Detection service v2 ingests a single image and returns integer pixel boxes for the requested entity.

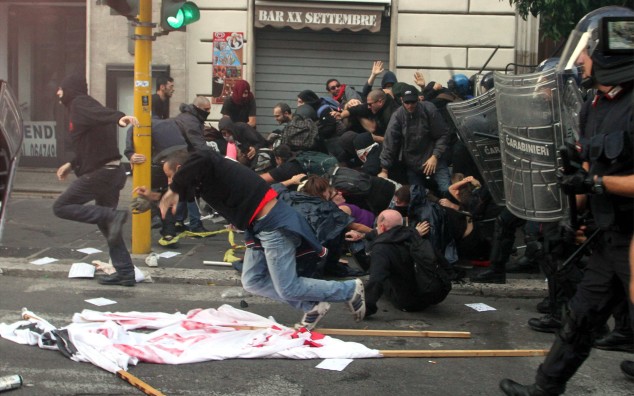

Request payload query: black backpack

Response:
[328,166,372,196]
[405,235,452,306]
[328,167,395,214]
[280,116,319,152]
[295,151,338,176]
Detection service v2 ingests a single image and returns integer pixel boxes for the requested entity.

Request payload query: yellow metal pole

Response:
[131,0,152,254]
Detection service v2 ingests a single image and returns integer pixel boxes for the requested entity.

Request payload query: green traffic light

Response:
[166,1,200,29]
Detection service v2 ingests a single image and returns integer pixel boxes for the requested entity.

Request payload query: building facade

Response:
[0,0,539,168]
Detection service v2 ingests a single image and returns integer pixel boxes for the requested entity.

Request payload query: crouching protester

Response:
[159,149,366,330]
[345,209,452,316]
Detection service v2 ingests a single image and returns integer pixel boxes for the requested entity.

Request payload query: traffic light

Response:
[160,1,200,32]
[105,0,139,20]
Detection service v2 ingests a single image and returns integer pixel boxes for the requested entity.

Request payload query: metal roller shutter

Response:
[254,24,390,134]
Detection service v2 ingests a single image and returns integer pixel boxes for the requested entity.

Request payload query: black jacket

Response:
[380,102,450,173]
[580,83,633,232]
[365,226,430,314]
[169,150,271,230]
[273,184,353,244]
[174,103,210,152]
[66,95,124,176]
[124,118,188,163]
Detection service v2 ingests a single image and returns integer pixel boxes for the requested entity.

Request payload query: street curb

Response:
[0,258,547,298]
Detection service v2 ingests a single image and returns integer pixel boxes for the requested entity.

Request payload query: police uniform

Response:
[500,6,634,395]
[533,82,634,395]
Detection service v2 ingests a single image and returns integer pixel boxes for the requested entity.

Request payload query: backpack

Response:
[296,151,338,176]
[328,166,373,196]
[405,235,452,306]
[280,116,319,152]
[316,97,341,118]
[328,167,395,214]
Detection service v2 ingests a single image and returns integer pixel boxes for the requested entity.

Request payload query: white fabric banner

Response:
[1,305,380,373]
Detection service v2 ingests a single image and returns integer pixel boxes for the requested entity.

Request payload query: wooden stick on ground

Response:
[315,328,471,338]
[380,349,549,358]
[116,371,165,396]
[229,325,471,338]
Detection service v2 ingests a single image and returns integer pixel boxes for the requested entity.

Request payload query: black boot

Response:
[528,314,562,333]
[98,273,135,287]
[536,297,551,314]
[499,379,557,395]
[594,329,634,352]
[471,269,506,284]
[506,255,541,273]
[621,360,634,381]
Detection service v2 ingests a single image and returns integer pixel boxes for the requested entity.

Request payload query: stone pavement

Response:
[0,166,548,298]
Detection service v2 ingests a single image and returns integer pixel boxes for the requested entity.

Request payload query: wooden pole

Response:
[379,349,549,358]
[116,370,165,396]
[229,325,471,338]
[316,328,471,339]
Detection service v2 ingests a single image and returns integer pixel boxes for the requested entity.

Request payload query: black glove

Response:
[557,168,593,195]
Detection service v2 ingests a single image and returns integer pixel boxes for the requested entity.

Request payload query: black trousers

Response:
[52,165,134,277]
[536,230,633,394]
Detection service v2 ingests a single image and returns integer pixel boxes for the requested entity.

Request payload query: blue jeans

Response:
[407,158,450,196]
[175,185,202,230]
[52,165,134,278]
[241,205,356,312]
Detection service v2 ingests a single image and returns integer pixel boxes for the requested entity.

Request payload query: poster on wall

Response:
[211,32,244,105]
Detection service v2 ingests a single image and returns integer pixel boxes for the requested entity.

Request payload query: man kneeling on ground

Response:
[345,209,451,316]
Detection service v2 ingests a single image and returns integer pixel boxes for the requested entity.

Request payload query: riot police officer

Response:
[501,6,634,395]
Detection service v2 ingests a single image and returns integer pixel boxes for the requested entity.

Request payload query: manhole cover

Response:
[38,247,89,260]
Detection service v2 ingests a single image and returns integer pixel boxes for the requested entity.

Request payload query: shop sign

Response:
[23,121,56,157]
[255,5,382,32]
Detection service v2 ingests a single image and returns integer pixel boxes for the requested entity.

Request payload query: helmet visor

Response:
[557,30,599,72]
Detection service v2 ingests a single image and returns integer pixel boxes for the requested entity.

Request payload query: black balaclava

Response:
[59,74,88,106]
[195,106,210,122]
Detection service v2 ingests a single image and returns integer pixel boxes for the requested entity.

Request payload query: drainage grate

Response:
[37,247,90,260]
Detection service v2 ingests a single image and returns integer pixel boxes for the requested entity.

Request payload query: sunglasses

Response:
[328,84,341,91]
[403,100,418,104]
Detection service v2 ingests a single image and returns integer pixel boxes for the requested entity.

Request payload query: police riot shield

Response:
[447,89,505,206]
[494,69,566,222]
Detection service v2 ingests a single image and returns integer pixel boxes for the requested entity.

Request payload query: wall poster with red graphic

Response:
[211,32,244,105]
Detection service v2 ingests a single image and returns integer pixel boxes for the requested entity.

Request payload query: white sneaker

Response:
[295,302,331,330]
[346,279,366,322]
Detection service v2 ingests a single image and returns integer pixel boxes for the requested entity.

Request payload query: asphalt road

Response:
[0,275,630,396]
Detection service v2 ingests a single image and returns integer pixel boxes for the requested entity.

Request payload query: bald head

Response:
[377,209,404,234]
[368,89,386,103]
[193,96,211,110]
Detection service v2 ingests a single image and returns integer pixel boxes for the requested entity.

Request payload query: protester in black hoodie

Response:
[346,209,448,315]
[53,73,138,286]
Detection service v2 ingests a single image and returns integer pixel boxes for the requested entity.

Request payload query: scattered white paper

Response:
[85,297,117,306]
[158,251,181,259]
[465,303,496,312]
[68,263,96,278]
[30,257,58,265]
[76,247,102,255]
[134,267,145,283]
[315,359,353,371]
